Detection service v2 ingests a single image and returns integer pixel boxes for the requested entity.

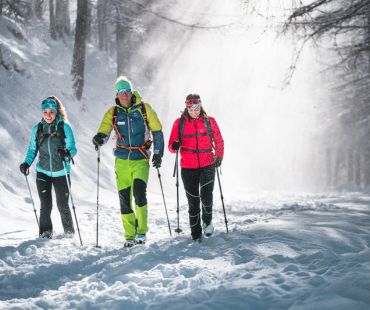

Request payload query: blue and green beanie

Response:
[41,98,58,112]
[115,78,133,94]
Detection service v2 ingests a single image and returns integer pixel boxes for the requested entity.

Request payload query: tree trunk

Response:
[65,0,71,35]
[33,0,44,20]
[365,2,370,189]
[55,0,70,37]
[0,0,4,15]
[97,0,109,51]
[116,4,125,76]
[115,1,139,76]
[355,148,362,188]
[326,147,333,189]
[334,147,342,189]
[86,0,92,42]
[0,44,3,66]
[49,0,57,40]
[363,147,370,188]
[71,0,89,100]
[347,147,354,186]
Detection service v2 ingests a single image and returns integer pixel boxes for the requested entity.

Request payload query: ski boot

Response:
[135,234,146,245]
[203,222,214,237]
[39,231,53,239]
[124,239,135,248]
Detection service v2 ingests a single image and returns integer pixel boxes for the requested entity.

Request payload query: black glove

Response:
[58,148,70,159]
[152,154,162,168]
[214,157,222,168]
[19,162,30,176]
[171,141,180,151]
[92,133,107,147]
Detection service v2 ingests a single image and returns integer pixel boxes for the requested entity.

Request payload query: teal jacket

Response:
[24,115,77,177]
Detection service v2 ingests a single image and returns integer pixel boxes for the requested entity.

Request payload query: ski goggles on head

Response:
[41,98,58,112]
[116,88,132,94]
[186,99,202,109]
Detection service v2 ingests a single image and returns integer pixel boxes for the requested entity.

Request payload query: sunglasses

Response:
[187,103,202,110]
[186,99,202,109]
[117,88,132,94]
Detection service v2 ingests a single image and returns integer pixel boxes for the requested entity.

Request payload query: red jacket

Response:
[168,114,224,168]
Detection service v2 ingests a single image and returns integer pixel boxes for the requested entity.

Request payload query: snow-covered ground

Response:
[1,193,370,309]
[1,2,370,309]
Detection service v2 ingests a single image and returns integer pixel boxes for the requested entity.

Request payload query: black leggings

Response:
[181,165,215,240]
[36,172,74,236]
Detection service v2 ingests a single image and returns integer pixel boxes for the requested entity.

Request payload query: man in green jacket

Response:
[93,76,164,247]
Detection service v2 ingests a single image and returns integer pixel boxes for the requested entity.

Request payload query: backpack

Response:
[112,103,149,133]
[112,103,152,157]
[178,114,215,150]
[36,121,65,150]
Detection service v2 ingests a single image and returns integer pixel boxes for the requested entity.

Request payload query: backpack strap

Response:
[139,103,149,129]
[35,121,66,148]
[35,122,44,149]
[112,104,150,141]
[113,106,124,141]
[203,116,215,150]
[179,114,186,144]
[178,114,214,149]
[56,121,66,147]
[139,103,152,146]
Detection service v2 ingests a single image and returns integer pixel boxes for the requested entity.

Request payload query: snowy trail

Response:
[1,195,370,309]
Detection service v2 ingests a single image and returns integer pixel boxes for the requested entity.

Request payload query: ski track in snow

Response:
[1,197,370,309]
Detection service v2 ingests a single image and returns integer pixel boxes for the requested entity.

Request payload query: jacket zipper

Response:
[194,119,201,168]
[127,113,132,159]
[47,124,53,176]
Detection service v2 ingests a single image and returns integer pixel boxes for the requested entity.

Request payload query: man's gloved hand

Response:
[58,148,70,159]
[152,154,162,168]
[19,162,30,176]
[92,133,107,147]
[213,157,222,168]
[171,141,181,151]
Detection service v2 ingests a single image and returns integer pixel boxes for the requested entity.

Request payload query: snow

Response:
[1,195,370,309]
[1,1,370,309]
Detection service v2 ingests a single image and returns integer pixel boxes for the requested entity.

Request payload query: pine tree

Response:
[49,0,56,40]
[71,0,89,100]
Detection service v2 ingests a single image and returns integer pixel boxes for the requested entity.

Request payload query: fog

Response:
[127,0,325,193]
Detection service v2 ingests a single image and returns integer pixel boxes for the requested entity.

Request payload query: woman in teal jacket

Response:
[20,96,77,238]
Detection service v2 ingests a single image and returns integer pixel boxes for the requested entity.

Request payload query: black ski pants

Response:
[181,165,215,240]
[36,172,75,236]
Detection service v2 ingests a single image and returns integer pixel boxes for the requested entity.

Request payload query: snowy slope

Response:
[1,194,370,309]
[1,2,370,309]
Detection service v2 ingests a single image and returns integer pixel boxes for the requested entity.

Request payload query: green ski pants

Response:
[115,158,149,240]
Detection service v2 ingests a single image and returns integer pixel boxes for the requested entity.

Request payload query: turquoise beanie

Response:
[115,79,133,93]
[41,98,58,112]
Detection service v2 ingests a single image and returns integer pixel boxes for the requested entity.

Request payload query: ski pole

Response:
[216,167,229,233]
[156,168,172,236]
[24,174,40,230]
[95,145,101,248]
[173,150,182,233]
[62,160,83,246]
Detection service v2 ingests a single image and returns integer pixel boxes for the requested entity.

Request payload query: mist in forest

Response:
[126,0,324,193]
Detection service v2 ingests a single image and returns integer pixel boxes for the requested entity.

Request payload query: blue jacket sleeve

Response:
[24,125,38,166]
[152,130,164,157]
[64,123,77,157]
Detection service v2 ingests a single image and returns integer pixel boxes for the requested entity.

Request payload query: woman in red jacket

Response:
[168,94,224,241]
